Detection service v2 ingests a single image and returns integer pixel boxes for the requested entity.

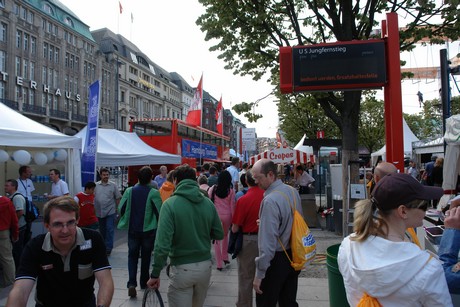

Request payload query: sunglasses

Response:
[405,201,429,211]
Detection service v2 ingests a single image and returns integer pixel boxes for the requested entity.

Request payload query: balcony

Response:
[49,109,69,120]
[22,104,46,115]
[0,99,18,110]
[72,113,87,123]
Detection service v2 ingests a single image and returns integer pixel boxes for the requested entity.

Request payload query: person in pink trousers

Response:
[208,170,236,270]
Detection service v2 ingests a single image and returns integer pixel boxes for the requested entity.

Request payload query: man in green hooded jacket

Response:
[118,166,162,298]
[147,164,224,307]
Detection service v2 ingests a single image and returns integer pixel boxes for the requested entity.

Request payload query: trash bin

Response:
[326,244,350,307]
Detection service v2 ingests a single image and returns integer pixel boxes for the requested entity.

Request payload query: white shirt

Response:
[17,178,35,202]
[51,179,69,197]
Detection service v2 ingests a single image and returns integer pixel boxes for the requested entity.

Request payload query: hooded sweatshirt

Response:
[338,235,452,307]
[150,179,224,278]
[159,181,175,202]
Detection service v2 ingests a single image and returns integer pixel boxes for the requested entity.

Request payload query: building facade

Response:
[0,0,243,145]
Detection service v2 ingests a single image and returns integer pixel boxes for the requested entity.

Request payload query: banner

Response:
[182,139,217,160]
[216,96,223,135]
[186,74,203,126]
[81,80,100,187]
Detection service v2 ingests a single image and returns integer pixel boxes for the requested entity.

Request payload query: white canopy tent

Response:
[294,134,314,155]
[0,103,82,195]
[75,127,181,167]
[371,118,419,165]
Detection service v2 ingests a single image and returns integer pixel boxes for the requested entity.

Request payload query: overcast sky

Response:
[60,0,460,139]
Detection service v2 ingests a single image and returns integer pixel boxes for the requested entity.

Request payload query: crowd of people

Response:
[1,156,459,306]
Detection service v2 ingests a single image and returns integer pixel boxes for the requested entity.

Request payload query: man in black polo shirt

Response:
[6,196,114,307]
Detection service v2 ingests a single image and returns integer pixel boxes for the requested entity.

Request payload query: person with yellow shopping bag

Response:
[338,173,452,306]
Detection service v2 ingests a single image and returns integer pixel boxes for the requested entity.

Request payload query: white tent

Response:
[371,118,419,165]
[0,103,82,195]
[75,127,181,167]
[294,134,314,155]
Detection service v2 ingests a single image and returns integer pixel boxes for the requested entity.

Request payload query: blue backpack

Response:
[13,193,39,223]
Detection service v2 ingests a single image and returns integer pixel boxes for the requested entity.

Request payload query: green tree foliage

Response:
[277,93,340,144]
[196,0,459,197]
[359,96,385,154]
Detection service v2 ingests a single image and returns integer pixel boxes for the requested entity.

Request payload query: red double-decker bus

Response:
[130,118,231,169]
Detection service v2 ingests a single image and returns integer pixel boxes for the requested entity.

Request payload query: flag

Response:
[119,1,123,14]
[216,96,223,135]
[81,81,101,187]
[131,12,134,23]
[186,74,203,126]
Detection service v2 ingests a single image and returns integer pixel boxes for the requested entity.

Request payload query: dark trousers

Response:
[127,230,155,289]
[256,250,300,307]
[12,226,26,269]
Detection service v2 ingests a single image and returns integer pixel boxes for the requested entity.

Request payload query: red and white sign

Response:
[249,147,315,165]
[317,130,324,139]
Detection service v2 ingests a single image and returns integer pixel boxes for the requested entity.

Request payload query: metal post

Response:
[440,49,450,138]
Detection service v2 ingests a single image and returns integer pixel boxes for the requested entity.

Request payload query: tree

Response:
[277,93,340,144]
[359,95,385,154]
[196,0,459,209]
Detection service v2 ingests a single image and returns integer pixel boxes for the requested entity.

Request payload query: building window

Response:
[13,3,18,15]
[43,42,48,59]
[55,48,59,64]
[0,23,7,42]
[15,56,21,76]
[30,62,34,80]
[0,83,4,99]
[23,33,29,52]
[0,0,5,8]
[31,36,36,54]
[64,17,74,27]
[43,3,53,15]
[29,89,34,105]
[21,7,27,20]
[0,50,5,72]
[23,59,28,79]
[27,11,34,24]
[16,30,22,49]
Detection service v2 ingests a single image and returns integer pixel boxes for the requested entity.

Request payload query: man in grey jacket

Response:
[252,159,303,306]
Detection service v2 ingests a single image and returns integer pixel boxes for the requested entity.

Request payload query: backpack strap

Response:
[273,189,298,266]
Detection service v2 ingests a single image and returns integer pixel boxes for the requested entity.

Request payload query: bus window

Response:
[133,121,172,136]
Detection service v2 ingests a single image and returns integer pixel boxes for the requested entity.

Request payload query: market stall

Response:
[249,147,314,165]
[75,127,181,167]
[0,102,82,198]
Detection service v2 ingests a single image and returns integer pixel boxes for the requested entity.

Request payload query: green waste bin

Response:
[326,244,350,307]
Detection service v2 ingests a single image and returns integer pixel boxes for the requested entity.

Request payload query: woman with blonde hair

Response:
[338,173,452,306]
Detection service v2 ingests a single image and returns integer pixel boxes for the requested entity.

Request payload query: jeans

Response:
[127,230,156,289]
[98,214,116,253]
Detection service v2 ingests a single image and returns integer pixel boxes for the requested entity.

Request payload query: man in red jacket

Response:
[0,195,19,287]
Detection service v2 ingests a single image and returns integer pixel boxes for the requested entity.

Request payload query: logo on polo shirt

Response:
[41,264,53,270]
[80,239,92,251]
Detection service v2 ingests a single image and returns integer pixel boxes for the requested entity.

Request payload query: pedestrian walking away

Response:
[231,169,264,307]
[94,167,122,256]
[252,159,303,307]
[118,166,163,298]
[147,164,224,307]
[208,170,236,271]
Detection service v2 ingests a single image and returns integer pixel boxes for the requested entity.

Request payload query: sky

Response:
[59,0,279,138]
[59,0,460,139]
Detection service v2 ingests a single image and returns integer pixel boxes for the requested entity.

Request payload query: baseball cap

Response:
[371,173,443,210]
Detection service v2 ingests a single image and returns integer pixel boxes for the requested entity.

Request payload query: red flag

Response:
[186,75,203,126]
[119,1,123,14]
[216,96,223,134]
